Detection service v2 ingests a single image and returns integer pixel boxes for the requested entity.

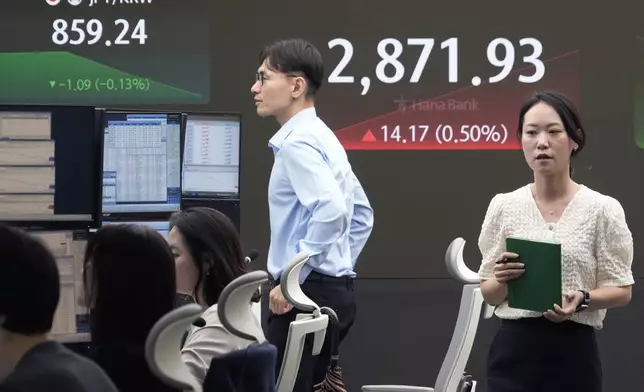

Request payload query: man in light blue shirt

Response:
[251,38,374,391]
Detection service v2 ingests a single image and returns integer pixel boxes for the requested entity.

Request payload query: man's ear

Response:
[291,76,307,99]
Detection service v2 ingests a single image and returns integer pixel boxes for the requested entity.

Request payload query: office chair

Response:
[446,238,494,320]
[203,270,277,392]
[361,238,491,392]
[245,249,264,322]
[218,270,269,343]
[145,303,205,392]
[276,252,330,392]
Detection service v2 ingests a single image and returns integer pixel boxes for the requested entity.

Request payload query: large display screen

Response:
[235,1,643,279]
[319,11,578,151]
[5,1,640,281]
[0,0,209,105]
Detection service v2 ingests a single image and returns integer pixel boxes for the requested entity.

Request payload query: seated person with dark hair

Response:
[0,225,117,392]
[83,224,179,392]
[168,207,260,383]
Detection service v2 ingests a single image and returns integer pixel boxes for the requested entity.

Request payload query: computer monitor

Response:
[101,111,185,221]
[101,220,170,240]
[182,112,240,199]
[0,106,103,227]
[28,229,92,343]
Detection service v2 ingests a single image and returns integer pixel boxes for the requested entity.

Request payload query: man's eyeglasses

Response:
[255,72,300,86]
[255,72,267,85]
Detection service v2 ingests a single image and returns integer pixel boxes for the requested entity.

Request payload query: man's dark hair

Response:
[259,38,324,95]
[169,207,248,307]
[0,225,60,334]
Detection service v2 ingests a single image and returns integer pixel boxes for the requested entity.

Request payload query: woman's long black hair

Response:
[169,207,249,306]
[83,224,176,345]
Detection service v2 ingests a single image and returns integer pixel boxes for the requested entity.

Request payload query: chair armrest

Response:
[362,385,434,392]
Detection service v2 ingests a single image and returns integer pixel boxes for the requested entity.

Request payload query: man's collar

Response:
[268,107,317,151]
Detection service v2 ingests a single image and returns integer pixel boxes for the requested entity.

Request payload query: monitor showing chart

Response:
[101,112,183,217]
[0,106,102,224]
[182,113,240,199]
[31,230,91,343]
[101,220,170,240]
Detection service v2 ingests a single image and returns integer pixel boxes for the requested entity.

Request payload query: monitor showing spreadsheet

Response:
[0,106,103,226]
[30,229,91,343]
[101,220,170,240]
[101,112,183,217]
[182,113,240,199]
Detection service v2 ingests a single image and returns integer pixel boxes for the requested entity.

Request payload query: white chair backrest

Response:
[275,252,329,392]
[445,237,480,284]
[280,251,319,313]
[445,237,494,320]
[145,303,204,392]
[428,237,494,392]
[218,270,269,343]
[276,315,329,392]
[433,284,485,392]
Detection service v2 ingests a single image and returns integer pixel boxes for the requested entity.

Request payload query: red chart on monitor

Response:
[334,50,580,151]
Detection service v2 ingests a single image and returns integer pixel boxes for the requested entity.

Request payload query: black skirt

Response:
[487,317,602,392]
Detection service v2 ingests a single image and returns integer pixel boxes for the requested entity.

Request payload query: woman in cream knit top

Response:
[477,91,633,392]
[478,183,633,329]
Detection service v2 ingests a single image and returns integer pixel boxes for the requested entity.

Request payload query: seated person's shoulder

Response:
[201,303,221,320]
[201,302,261,331]
[181,303,260,383]
[184,304,230,346]
[1,342,117,392]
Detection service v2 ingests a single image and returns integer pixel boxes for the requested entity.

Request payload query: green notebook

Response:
[505,236,562,313]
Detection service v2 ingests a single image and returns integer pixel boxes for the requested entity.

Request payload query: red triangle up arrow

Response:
[361,129,376,142]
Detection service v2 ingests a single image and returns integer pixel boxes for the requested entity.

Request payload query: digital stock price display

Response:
[328,36,577,151]
[313,4,579,152]
[0,0,209,105]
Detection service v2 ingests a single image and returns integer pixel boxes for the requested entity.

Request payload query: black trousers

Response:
[265,271,357,392]
[487,317,602,392]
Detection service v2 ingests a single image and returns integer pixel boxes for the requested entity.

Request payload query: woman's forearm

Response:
[587,286,632,311]
[480,279,508,306]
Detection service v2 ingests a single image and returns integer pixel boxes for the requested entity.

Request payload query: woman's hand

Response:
[544,291,583,322]
[493,252,525,283]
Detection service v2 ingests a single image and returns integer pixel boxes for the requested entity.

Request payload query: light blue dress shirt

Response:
[267,107,374,282]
